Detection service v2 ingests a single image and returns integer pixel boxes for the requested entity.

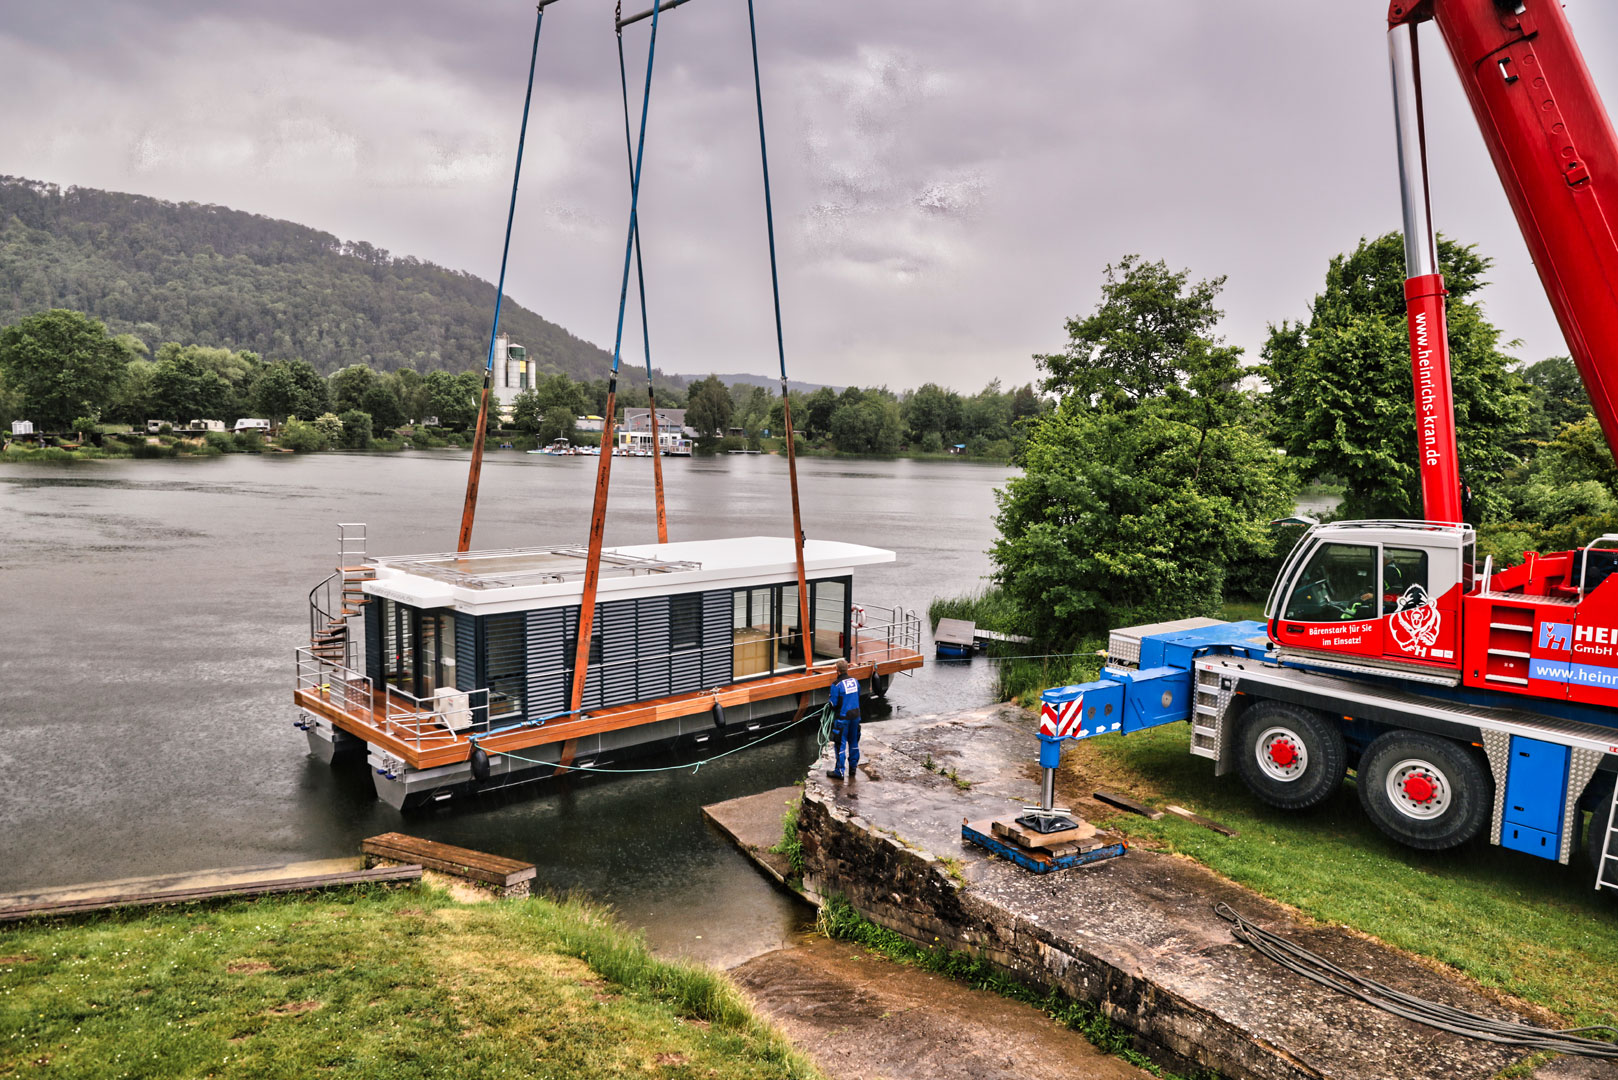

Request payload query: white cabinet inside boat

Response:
[358,536,892,724]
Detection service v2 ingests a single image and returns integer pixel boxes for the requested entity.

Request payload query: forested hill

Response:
[0,176,620,379]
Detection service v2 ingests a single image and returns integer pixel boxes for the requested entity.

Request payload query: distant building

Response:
[491,332,530,420]
[575,415,605,433]
[11,420,34,436]
[621,407,685,435]
[233,418,271,434]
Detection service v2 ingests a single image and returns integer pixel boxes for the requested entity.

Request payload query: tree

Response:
[803,386,838,439]
[1035,255,1226,401]
[1264,234,1532,520]
[418,370,477,428]
[538,406,577,444]
[337,408,373,449]
[992,398,1295,643]
[0,309,130,429]
[903,383,963,443]
[312,412,345,446]
[829,397,903,454]
[360,380,405,431]
[1518,355,1590,445]
[510,387,545,435]
[685,375,733,437]
[329,364,377,413]
[149,347,230,421]
[251,359,329,422]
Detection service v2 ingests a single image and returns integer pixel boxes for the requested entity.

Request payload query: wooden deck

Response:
[296,641,923,771]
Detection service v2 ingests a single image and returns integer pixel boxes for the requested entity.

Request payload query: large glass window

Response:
[1283,543,1377,622]
[1382,547,1430,614]
[732,586,778,677]
[811,579,848,660]
[380,600,457,699]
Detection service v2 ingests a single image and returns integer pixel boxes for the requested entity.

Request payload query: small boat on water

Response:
[527,438,577,456]
[295,528,923,808]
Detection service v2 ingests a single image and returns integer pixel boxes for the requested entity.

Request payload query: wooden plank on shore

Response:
[361,833,534,890]
[1093,790,1165,820]
[0,865,422,922]
[1163,805,1239,837]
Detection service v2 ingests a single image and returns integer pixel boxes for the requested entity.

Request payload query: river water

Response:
[0,450,1012,965]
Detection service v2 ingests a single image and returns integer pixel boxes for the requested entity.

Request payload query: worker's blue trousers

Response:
[833,712,861,775]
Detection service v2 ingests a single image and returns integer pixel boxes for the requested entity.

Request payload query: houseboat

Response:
[294,527,923,808]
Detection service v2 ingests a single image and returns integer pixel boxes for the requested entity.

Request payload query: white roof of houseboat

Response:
[363,536,894,613]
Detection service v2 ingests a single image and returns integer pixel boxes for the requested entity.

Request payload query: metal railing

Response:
[295,647,492,751]
[853,603,924,675]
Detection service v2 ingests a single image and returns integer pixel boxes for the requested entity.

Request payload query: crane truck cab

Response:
[1267,521,1472,681]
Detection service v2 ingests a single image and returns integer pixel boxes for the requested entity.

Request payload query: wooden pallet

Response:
[362,833,536,897]
[0,865,422,923]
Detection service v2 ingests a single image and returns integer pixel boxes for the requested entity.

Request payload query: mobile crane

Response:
[1040,0,1618,889]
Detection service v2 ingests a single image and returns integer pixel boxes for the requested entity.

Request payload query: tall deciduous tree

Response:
[994,400,1294,642]
[1263,234,1532,520]
[250,358,330,422]
[0,309,132,429]
[1035,255,1226,402]
[685,375,733,438]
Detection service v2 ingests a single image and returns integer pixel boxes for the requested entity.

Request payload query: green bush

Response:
[235,430,265,452]
[277,418,327,453]
[203,430,236,452]
[338,408,374,449]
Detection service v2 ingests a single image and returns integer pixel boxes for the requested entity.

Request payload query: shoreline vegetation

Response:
[0,426,1024,464]
[0,307,1041,467]
[0,882,820,1080]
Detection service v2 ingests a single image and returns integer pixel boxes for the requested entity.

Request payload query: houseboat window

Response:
[1282,543,1376,622]
[670,593,703,650]
[383,599,415,693]
[781,584,804,667]
[485,613,526,721]
[381,600,458,699]
[419,612,458,696]
[811,579,849,660]
[733,586,777,677]
[1382,548,1430,615]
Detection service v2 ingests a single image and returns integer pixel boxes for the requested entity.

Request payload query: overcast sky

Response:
[4,2,1615,392]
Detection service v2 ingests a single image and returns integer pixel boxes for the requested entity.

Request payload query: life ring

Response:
[852,605,866,630]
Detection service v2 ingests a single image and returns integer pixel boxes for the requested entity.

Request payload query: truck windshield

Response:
[1282,543,1377,622]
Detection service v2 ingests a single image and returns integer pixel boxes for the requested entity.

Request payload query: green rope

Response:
[491,702,836,776]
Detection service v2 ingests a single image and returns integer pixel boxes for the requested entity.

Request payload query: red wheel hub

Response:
[1267,739,1298,768]
[1402,773,1436,803]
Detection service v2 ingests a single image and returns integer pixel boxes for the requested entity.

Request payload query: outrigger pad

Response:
[963,819,1127,875]
[1015,813,1081,834]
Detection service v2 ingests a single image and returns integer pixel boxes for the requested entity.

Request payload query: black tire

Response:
[1586,780,1616,878]
[1357,731,1491,851]
[1235,700,1348,810]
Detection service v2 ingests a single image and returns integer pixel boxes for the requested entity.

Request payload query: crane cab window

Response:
[1382,547,1430,614]
[1283,543,1377,622]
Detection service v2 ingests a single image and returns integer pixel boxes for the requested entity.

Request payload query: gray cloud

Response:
[3,1,1616,391]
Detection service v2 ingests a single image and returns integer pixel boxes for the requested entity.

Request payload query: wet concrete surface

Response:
[795,705,1618,1080]
[702,786,802,888]
[733,935,1153,1080]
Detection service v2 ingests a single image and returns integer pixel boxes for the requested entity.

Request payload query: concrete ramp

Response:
[794,705,1614,1080]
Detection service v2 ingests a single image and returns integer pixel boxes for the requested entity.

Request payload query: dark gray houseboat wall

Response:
[362,575,854,724]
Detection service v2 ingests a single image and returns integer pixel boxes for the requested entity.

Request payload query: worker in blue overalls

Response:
[826,659,861,780]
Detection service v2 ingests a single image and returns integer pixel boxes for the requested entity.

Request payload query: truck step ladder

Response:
[1598,795,1618,894]
[1190,667,1221,760]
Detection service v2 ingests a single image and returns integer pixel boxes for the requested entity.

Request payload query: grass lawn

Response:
[1064,724,1618,1026]
[0,884,819,1080]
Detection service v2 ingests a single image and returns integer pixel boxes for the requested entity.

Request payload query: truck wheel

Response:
[1357,732,1490,851]
[1235,701,1347,811]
